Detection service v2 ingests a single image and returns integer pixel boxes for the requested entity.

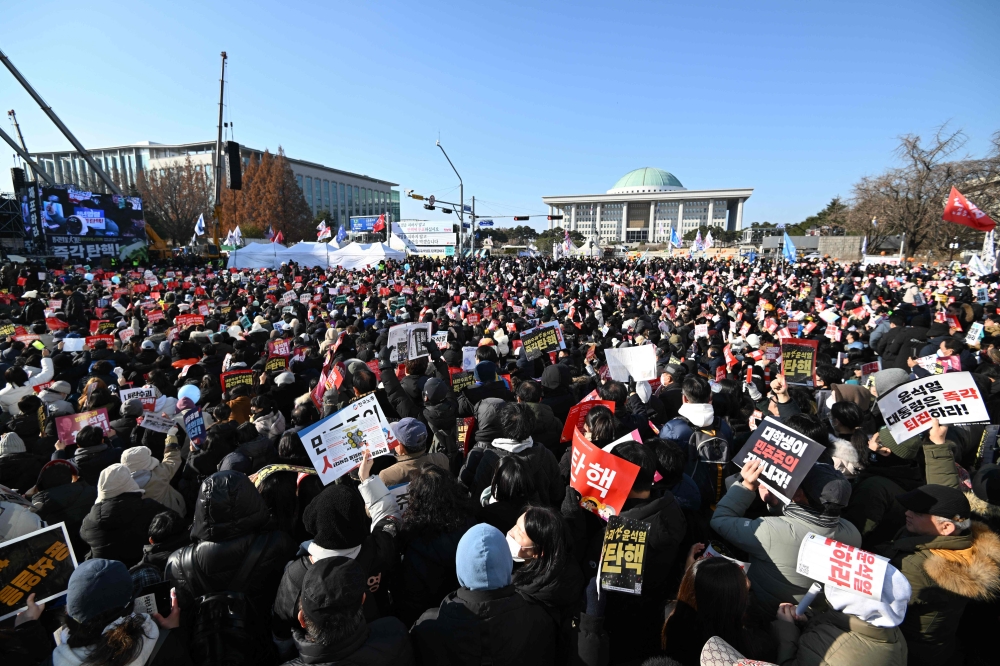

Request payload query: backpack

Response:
[427,420,463,476]
[178,532,276,666]
[683,417,731,509]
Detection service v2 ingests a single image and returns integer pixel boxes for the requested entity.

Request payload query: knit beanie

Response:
[97,463,143,502]
[0,432,26,456]
[121,446,159,472]
[303,485,370,549]
[872,368,909,397]
[876,427,922,460]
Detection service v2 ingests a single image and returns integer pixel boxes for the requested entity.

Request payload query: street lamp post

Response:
[436,141,463,258]
[948,237,960,262]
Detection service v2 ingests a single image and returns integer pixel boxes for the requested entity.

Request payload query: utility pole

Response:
[0,47,121,195]
[7,110,35,181]
[214,52,228,208]
[436,140,462,258]
[470,196,475,256]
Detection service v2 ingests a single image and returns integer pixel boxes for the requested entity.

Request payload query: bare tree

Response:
[846,126,1000,256]
[136,157,213,245]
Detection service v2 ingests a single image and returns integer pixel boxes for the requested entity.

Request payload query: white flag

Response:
[194,213,206,237]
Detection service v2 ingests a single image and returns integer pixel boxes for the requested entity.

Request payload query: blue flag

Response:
[670,228,682,247]
[335,225,347,243]
[783,232,797,263]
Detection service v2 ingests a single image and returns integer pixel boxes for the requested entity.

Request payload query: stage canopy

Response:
[225,241,402,270]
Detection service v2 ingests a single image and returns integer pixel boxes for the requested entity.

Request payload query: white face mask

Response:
[825,393,836,411]
[937,349,947,358]
[506,533,526,562]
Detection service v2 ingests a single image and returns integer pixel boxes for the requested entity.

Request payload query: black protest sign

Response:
[450,371,476,393]
[520,322,563,360]
[733,416,825,504]
[781,339,818,386]
[220,369,256,395]
[0,523,77,621]
[599,515,650,595]
[265,355,289,373]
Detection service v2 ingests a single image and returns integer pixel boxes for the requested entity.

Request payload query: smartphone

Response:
[31,340,46,351]
[133,581,173,616]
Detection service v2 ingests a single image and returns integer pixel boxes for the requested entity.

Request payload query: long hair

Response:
[693,558,751,654]
[78,377,107,410]
[584,406,617,447]
[65,609,150,666]
[490,456,535,503]
[401,464,473,540]
[512,506,570,589]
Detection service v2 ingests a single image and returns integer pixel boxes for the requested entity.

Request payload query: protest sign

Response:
[118,328,135,344]
[61,338,85,352]
[604,345,657,382]
[457,416,475,454]
[84,334,115,348]
[0,323,15,338]
[267,339,292,357]
[432,331,449,350]
[781,338,818,386]
[762,344,782,362]
[138,413,176,433]
[184,407,207,448]
[877,372,989,443]
[860,360,882,385]
[89,320,116,334]
[0,523,78,621]
[704,543,751,573]
[297,393,392,484]
[387,482,411,513]
[599,515,650,595]
[966,322,985,346]
[461,346,478,371]
[519,321,565,360]
[694,323,709,338]
[119,386,156,411]
[55,408,110,446]
[796,533,889,600]
[220,369,255,394]
[265,355,289,373]
[569,429,641,519]
[174,314,204,329]
[732,416,825,504]
[560,400,615,443]
[449,369,476,392]
[387,322,432,362]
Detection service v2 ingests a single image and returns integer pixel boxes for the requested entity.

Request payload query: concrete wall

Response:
[817,236,862,261]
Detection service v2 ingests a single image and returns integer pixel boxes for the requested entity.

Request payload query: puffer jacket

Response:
[0,451,45,492]
[0,358,55,415]
[79,492,167,567]
[522,401,563,453]
[30,480,97,557]
[281,617,414,666]
[252,409,286,439]
[38,387,74,417]
[52,443,122,487]
[710,482,862,617]
[472,397,506,447]
[237,432,278,473]
[462,437,565,507]
[165,470,297,618]
[771,610,907,666]
[395,525,472,628]
[874,523,1000,666]
[457,381,515,417]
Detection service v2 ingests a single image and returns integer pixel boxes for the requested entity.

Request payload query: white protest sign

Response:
[604,345,657,382]
[818,309,840,324]
[966,322,985,346]
[462,346,478,371]
[432,331,449,350]
[387,322,432,362]
[138,413,176,433]
[296,393,392,484]
[694,324,709,338]
[119,386,156,411]
[62,338,85,352]
[877,371,990,444]
[796,532,888,600]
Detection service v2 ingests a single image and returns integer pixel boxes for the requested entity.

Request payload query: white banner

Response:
[387,323,431,362]
[296,393,393,485]
[604,346,657,382]
[796,532,888,600]
[393,221,454,234]
[138,413,176,433]
[877,371,989,443]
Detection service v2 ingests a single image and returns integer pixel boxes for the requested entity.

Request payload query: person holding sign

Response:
[772,558,912,666]
[711,458,860,617]
[870,483,1000,666]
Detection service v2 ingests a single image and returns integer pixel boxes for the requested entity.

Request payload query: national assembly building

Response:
[542,167,753,245]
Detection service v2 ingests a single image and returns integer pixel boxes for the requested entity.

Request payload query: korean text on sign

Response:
[599,515,650,595]
[733,416,824,504]
[0,523,78,622]
[569,429,640,520]
[877,372,990,444]
[795,532,888,600]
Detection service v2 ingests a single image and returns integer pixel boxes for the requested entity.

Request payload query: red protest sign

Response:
[366,360,382,382]
[220,369,254,394]
[45,317,68,330]
[715,365,727,382]
[84,335,115,348]
[55,408,111,446]
[89,320,109,334]
[569,429,641,520]
[175,314,204,329]
[267,339,292,356]
[467,313,481,326]
[560,400,615,443]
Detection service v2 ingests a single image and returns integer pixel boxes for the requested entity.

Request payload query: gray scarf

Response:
[782,502,841,530]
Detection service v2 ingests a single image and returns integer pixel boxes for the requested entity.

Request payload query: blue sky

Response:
[2,0,997,230]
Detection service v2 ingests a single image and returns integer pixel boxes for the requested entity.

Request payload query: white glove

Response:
[746,381,762,402]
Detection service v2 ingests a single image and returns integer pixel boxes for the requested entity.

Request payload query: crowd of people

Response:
[0,251,997,666]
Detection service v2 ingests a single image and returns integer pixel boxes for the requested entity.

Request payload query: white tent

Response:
[328,242,405,271]
[225,242,287,269]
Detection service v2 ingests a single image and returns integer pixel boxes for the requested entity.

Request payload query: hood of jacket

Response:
[87,492,146,527]
[922,522,1000,600]
[832,383,873,411]
[677,402,714,428]
[190,469,270,543]
[474,397,507,431]
[455,523,512,591]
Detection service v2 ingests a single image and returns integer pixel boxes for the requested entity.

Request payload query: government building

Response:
[28,141,399,230]
[542,167,753,245]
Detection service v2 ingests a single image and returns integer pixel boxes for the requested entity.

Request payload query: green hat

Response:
[877,427,922,460]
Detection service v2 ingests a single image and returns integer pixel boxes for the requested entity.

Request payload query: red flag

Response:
[372,214,386,233]
[273,230,285,244]
[943,187,996,232]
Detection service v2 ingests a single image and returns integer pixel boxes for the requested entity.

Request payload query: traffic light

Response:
[547,215,563,220]
[513,216,529,221]
[423,204,436,211]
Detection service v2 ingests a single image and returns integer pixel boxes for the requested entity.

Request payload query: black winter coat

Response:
[0,452,45,492]
[395,525,471,628]
[280,618,414,666]
[79,492,167,567]
[411,586,556,666]
[457,381,515,417]
[30,481,97,558]
[462,440,565,507]
[471,397,507,447]
[53,443,121,487]
[165,470,297,620]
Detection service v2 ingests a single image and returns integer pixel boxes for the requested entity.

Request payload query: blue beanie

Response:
[474,361,497,383]
[67,559,133,623]
[455,523,512,591]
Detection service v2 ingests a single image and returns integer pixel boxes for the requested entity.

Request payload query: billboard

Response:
[407,246,456,256]
[350,215,381,232]
[394,231,456,246]
[393,220,455,234]
[39,186,145,261]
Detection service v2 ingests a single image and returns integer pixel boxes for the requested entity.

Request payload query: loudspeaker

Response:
[10,168,26,192]
[225,141,242,190]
